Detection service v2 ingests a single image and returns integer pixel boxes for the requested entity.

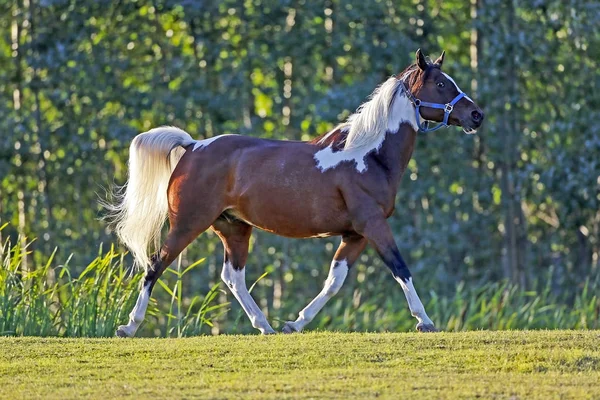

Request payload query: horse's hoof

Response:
[115,325,133,338]
[281,322,299,334]
[416,323,438,333]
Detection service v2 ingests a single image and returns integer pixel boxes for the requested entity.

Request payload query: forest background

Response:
[1,0,599,336]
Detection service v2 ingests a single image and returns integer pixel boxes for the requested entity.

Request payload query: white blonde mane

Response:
[343,76,417,151]
[314,75,418,173]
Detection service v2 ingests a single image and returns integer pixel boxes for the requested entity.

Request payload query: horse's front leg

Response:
[354,213,437,332]
[282,234,367,333]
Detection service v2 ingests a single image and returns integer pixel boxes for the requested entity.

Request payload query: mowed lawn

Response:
[1,331,600,399]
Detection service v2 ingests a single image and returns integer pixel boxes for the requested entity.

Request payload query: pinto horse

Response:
[111,50,484,337]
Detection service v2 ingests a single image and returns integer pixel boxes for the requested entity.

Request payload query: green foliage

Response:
[316,272,600,333]
[0,1,598,333]
[2,332,600,399]
[156,256,229,337]
[0,235,222,337]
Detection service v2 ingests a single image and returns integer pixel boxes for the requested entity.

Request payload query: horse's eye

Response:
[437,82,445,88]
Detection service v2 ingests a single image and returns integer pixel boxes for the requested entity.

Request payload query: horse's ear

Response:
[416,49,428,70]
[434,50,445,67]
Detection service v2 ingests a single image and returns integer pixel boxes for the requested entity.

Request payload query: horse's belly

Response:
[229,191,352,239]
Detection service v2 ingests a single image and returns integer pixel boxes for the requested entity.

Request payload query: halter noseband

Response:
[402,82,466,133]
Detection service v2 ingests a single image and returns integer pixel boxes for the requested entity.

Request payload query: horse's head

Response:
[400,49,484,134]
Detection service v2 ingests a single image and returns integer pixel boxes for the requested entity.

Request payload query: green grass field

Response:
[2,331,599,399]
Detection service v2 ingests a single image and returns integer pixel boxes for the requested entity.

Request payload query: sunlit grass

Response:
[1,331,599,399]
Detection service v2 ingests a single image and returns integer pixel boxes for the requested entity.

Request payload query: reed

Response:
[0,235,223,337]
[318,274,600,332]
[1,232,598,337]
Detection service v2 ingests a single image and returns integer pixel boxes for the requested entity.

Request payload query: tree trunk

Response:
[12,0,29,272]
[29,0,54,260]
[500,0,527,287]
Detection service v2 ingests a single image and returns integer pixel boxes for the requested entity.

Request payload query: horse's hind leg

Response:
[116,211,219,338]
[213,219,275,335]
[282,234,367,333]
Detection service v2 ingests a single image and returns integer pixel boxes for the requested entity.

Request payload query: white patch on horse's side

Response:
[284,259,348,332]
[117,283,151,337]
[442,72,475,105]
[314,142,382,173]
[192,134,233,151]
[221,261,275,334]
[314,77,417,173]
[395,277,434,326]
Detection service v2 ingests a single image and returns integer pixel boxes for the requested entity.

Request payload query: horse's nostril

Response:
[471,110,483,122]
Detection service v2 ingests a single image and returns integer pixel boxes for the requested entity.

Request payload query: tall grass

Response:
[0,235,225,337]
[318,275,600,332]
[1,232,598,336]
[155,256,229,337]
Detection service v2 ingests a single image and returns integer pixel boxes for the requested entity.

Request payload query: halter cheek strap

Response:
[404,84,466,133]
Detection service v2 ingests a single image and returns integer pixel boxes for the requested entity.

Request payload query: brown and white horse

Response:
[110,50,484,337]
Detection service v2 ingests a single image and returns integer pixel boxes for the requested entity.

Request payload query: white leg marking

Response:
[117,283,151,337]
[192,134,233,151]
[395,277,434,327]
[284,260,349,332]
[221,261,275,334]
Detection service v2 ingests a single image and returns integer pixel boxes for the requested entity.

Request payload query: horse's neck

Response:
[374,123,418,188]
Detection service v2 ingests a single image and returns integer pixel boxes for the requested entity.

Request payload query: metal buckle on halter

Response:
[414,99,421,107]
[444,103,453,113]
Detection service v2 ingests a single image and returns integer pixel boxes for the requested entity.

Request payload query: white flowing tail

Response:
[107,126,195,271]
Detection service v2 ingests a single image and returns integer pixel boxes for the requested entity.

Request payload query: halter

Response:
[402,82,466,133]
